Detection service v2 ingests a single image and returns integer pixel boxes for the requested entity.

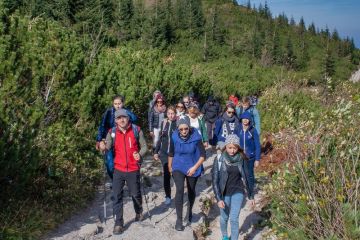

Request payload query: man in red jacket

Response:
[104,109,148,235]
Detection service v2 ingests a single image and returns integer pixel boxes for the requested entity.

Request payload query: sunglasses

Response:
[227,111,235,114]
[179,127,189,132]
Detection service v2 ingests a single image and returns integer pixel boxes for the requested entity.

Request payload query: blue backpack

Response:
[105,124,140,179]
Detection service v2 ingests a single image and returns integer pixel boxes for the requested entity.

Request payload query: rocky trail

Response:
[45,149,273,240]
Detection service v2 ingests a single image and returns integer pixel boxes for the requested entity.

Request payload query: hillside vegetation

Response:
[0,0,359,239]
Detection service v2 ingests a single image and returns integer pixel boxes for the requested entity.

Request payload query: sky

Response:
[238,0,360,48]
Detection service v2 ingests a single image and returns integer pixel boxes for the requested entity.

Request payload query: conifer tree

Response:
[211,6,225,45]
[117,0,134,40]
[308,22,316,35]
[284,36,297,69]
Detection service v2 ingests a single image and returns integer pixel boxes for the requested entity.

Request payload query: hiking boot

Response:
[175,220,184,231]
[113,225,124,235]
[135,213,144,222]
[164,197,171,205]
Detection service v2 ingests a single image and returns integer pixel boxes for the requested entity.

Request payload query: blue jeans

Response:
[220,192,244,240]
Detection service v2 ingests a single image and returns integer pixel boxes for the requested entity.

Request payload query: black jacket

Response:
[148,108,165,131]
[154,119,177,155]
[201,101,222,123]
[212,154,254,201]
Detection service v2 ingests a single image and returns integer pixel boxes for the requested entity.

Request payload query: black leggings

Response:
[163,162,171,198]
[172,171,198,222]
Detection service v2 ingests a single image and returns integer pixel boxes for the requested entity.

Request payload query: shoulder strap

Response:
[217,154,223,171]
[132,124,140,147]
[111,127,117,148]
[248,127,255,139]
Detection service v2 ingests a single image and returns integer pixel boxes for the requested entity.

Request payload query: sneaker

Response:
[175,220,184,231]
[113,225,124,235]
[164,197,171,205]
[135,213,144,222]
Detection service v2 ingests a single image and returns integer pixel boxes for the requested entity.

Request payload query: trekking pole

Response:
[141,174,152,221]
[103,152,107,224]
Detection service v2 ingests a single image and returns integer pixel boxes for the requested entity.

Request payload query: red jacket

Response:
[113,125,141,172]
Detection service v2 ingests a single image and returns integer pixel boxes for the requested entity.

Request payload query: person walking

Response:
[96,95,137,151]
[237,111,261,202]
[236,96,261,135]
[168,115,206,231]
[149,94,167,150]
[101,109,148,235]
[153,106,177,205]
[201,96,222,146]
[212,134,255,240]
[213,101,240,150]
[187,102,209,148]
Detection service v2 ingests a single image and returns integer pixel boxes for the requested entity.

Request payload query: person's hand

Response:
[217,200,225,209]
[249,199,256,209]
[154,154,160,161]
[203,142,208,148]
[133,151,141,161]
[99,141,106,153]
[187,166,197,176]
[168,164,172,174]
[254,161,260,168]
[150,132,154,138]
[96,141,100,150]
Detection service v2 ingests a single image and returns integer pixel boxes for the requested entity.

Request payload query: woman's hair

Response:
[188,106,200,116]
[113,95,125,102]
[242,96,251,104]
[167,105,176,113]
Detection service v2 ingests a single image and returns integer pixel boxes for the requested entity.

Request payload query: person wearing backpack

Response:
[212,134,255,240]
[201,96,222,146]
[187,102,209,148]
[153,106,177,205]
[148,94,167,150]
[101,109,148,235]
[168,115,206,231]
[236,96,261,135]
[213,101,240,150]
[96,95,137,152]
[237,111,261,199]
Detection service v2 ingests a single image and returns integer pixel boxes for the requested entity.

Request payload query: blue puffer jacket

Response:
[171,128,203,177]
[236,106,261,135]
[237,112,261,161]
[96,107,137,141]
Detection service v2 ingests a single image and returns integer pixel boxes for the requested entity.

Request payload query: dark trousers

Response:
[112,169,143,226]
[206,121,215,145]
[172,171,198,223]
[163,162,171,198]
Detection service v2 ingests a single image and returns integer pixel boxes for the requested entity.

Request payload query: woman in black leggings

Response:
[168,115,206,231]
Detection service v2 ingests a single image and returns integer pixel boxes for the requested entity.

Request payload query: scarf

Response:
[223,151,241,167]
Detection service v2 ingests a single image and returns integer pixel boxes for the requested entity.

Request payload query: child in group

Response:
[212,134,255,240]
[153,106,178,205]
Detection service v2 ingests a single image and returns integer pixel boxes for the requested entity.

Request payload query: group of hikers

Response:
[96,90,261,240]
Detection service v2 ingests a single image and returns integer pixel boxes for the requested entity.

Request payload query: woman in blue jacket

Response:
[237,111,261,194]
[168,115,206,231]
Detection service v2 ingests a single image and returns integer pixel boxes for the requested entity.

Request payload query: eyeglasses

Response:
[227,111,235,115]
[179,127,189,132]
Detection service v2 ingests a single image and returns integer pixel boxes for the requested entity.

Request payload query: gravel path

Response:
[45,150,271,240]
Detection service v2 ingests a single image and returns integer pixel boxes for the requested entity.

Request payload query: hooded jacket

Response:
[201,97,222,123]
[236,106,261,135]
[237,112,261,161]
[96,107,137,141]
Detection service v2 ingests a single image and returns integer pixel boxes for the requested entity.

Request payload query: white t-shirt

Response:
[190,117,201,135]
